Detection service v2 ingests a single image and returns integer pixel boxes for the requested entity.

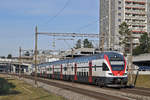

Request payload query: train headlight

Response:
[123,73,127,76]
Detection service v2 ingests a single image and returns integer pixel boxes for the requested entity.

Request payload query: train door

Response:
[67,63,72,81]
[60,64,63,80]
[64,63,67,80]
[52,65,54,79]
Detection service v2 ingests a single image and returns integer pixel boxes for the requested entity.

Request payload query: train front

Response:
[104,52,128,87]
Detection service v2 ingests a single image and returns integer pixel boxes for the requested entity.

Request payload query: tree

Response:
[133,33,150,55]
[24,51,30,56]
[1,56,5,59]
[75,39,81,49]
[139,33,150,53]
[83,39,93,48]
[132,46,142,55]
[119,22,131,55]
[7,54,12,59]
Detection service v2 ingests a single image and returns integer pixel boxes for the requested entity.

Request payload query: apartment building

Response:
[100,0,150,51]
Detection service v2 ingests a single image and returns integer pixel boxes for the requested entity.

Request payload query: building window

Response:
[118,13,121,16]
[118,1,121,4]
[118,7,122,10]
[118,19,121,22]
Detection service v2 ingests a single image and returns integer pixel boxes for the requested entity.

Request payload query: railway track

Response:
[24,75,130,100]
[6,74,150,100]
[103,86,150,97]
[6,74,132,100]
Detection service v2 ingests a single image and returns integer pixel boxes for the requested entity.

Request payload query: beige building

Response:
[100,0,150,51]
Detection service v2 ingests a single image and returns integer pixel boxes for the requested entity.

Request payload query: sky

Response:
[0,0,99,57]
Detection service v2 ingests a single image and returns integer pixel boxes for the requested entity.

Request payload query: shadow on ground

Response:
[34,95,52,100]
[0,78,20,96]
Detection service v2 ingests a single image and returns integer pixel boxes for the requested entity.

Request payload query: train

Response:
[32,51,128,87]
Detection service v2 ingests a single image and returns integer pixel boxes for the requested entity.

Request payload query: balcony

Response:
[125,0,146,5]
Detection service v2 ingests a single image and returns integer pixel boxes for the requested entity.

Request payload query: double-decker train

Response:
[32,51,128,87]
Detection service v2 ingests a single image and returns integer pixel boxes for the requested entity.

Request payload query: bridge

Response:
[0,58,32,74]
[133,53,150,63]
[133,53,150,74]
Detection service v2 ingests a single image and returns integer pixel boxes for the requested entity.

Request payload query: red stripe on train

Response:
[88,61,92,83]
[60,64,63,79]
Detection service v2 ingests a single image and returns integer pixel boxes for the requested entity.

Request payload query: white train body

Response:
[34,51,128,87]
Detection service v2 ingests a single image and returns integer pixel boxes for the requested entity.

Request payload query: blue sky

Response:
[0,0,99,57]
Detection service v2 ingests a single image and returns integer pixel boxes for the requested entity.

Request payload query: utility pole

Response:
[99,0,104,51]
[108,0,112,50]
[129,31,133,86]
[19,46,21,78]
[99,0,101,51]
[34,26,38,86]
[71,48,74,58]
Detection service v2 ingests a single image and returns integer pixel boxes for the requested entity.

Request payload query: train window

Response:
[79,72,81,76]
[102,63,109,71]
[126,68,128,71]
[94,65,96,71]
[64,67,67,71]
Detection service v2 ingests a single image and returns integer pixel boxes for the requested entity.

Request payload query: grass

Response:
[135,75,150,88]
[128,74,150,88]
[0,74,66,100]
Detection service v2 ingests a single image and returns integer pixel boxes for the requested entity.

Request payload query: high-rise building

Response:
[100,0,150,51]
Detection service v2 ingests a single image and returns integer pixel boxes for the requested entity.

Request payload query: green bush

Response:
[0,78,11,94]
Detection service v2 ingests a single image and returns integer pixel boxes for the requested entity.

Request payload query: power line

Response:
[76,19,99,32]
[43,0,71,25]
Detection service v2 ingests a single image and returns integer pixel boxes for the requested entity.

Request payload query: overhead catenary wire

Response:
[76,19,99,32]
[42,0,71,25]
[40,0,98,33]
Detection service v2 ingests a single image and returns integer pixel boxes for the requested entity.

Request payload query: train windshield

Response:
[110,61,125,71]
[108,55,124,71]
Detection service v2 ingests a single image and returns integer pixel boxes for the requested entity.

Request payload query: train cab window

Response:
[126,67,128,71]
[102,63,109,71]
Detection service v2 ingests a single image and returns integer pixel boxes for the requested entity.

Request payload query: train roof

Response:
[38,51,124,67]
